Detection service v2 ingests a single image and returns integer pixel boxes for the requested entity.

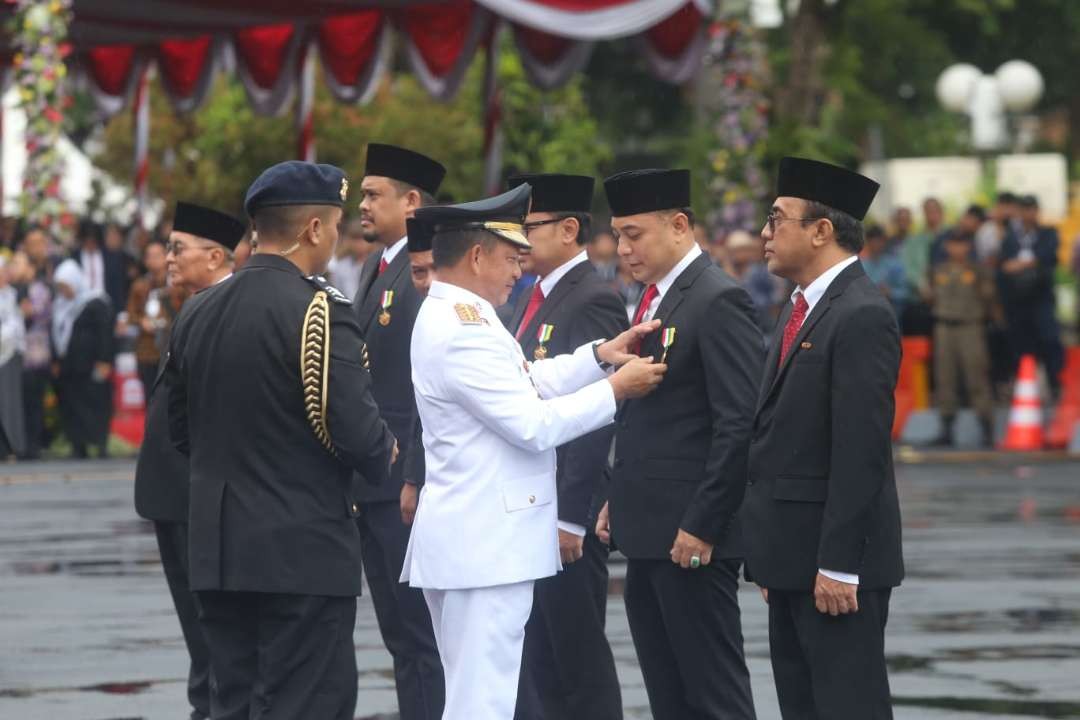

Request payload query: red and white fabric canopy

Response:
[65,0,712,117]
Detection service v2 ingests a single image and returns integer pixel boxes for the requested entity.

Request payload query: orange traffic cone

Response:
[1000,355,1044,451]
[1045,347,1080,450]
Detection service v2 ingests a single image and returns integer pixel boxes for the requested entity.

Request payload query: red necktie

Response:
[779,292,809,366]
[378,257,389,275]
[515,283,545,340]
[629,284,659,355]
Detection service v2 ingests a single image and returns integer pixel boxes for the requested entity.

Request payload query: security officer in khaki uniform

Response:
[930,230,999,447]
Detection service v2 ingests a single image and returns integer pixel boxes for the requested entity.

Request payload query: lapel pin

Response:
[800,341,812,350]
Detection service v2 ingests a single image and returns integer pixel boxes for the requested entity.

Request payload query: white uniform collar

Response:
[382,236,408,265]
[538,251,589,296]
[792,254,858,313]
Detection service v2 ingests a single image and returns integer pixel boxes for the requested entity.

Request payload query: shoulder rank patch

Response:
[306,275,352,305]
[302,291,336,456]
[454,303,486,325]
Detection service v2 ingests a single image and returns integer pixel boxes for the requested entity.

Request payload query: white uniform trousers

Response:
[423,581,535,720]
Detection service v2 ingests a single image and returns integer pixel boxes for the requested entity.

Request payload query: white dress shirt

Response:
[382,236,408,265]
[791,254,861,586]
[536,250,591,538]
[81,249,105,293]
[638,243,703,321]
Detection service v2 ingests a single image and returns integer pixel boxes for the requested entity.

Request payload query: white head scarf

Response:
[51,258,108,358]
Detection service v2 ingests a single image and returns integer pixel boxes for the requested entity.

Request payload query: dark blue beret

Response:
[244,161,349,218]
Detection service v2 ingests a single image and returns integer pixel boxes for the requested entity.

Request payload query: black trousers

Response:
[155,521,210,718]
[356,499,444,720]
[21,367,50,457]
[196,590,357,720]
[515,534,622,720]
[624,557,755,720]
[768,589,893,720]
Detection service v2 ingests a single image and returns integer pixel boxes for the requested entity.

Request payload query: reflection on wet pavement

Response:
[1,458,1079,719]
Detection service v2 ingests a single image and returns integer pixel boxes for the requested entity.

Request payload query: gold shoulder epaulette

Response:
[302,291,335,455]
[454,303,485,325]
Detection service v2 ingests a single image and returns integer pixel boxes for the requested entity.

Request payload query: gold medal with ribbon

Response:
[378,289,394,326]
[534,324,554,360]
[660,326,676,363]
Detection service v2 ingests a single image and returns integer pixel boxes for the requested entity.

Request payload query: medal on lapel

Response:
[534,324,554,360]
[660,327,676,363]
[378,290,395,326]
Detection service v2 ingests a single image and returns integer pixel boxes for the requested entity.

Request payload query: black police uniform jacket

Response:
[352,247,423,502]
[609,253,764,559]
[166,254,394,597]
[741,260,904,591]
[505,260,629,528]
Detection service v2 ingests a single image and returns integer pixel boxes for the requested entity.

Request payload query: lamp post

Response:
[936,60,1044,152]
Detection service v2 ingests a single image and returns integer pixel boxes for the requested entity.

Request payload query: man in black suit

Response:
[353,143,446,720]
[998,194,1065,398]
[134,202,245,720]
[499,174,627,720]
[742,157,903,719]
[167,162,396,720]
[596,169,763,720]
[73,219,130,317]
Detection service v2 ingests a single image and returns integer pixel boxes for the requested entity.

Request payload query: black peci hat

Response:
[173,202,246,251]
[775,157,879,221]
[364,143,446,197]
[507,173,593,214]
[603,168,690,217]
[244,161,349,218]
[406,216,433,253]
[415,183,532,250]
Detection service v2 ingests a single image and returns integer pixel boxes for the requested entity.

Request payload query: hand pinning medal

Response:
[379,290,395,326]
[534,324,554,360]
[660,326,676,364]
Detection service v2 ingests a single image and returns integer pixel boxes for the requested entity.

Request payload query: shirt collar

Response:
[656,243,703,297]
[382,236,408,265]
[794,255,859,313]
[538,251,589,297]
[428,280,497,322]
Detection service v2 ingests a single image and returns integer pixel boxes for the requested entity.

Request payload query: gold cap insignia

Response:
[455,303,484,325]
[339,178,349,202]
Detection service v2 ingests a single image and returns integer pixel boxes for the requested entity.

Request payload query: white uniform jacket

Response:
[401,281,617,590]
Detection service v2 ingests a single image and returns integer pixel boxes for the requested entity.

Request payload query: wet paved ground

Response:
[2,458,1079,720]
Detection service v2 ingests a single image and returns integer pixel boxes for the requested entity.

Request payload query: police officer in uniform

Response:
[502,174,627,720]
[352,143,446,720]
[134,202,245,720]
[596,169,763,720]
[167,161,396,720]
[401,183,666,720]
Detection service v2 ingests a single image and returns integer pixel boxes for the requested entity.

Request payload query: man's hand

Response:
[670,529,713,569]
[759,586,769,604]
[1002,258,1036,274]
[595,501,611,545]
[559,529,585,564]
[596,319,662,366]
[390,440,400,465]
[92,362,111,382]
[400,483,419,525]
[608,356,666,401]
[814,572,859,616]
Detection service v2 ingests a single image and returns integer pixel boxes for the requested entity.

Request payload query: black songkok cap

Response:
[603,168,690,217]
[1018,194,1039,208]
[776,157,879,221]
[406,217,433,254]
[415,183,532,250]
[173,202,246,251]
[507,173,593,213]
[244,161,349,218]
[365,143,446,197]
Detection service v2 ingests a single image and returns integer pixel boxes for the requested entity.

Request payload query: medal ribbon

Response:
[536,324,554,344]
[380,290,395,310]
[660,327,676,362]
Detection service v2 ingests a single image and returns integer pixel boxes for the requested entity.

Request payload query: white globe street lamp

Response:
[936,60,1044,151]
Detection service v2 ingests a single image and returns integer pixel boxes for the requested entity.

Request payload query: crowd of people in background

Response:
[0,188,1076,459]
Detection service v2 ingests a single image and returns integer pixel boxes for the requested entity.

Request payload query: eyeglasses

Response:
[522,218,564,236]
[166,241,219,256]
[766,211,822,233]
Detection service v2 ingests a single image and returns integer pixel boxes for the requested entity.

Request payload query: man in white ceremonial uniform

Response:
[401,183,667,720]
